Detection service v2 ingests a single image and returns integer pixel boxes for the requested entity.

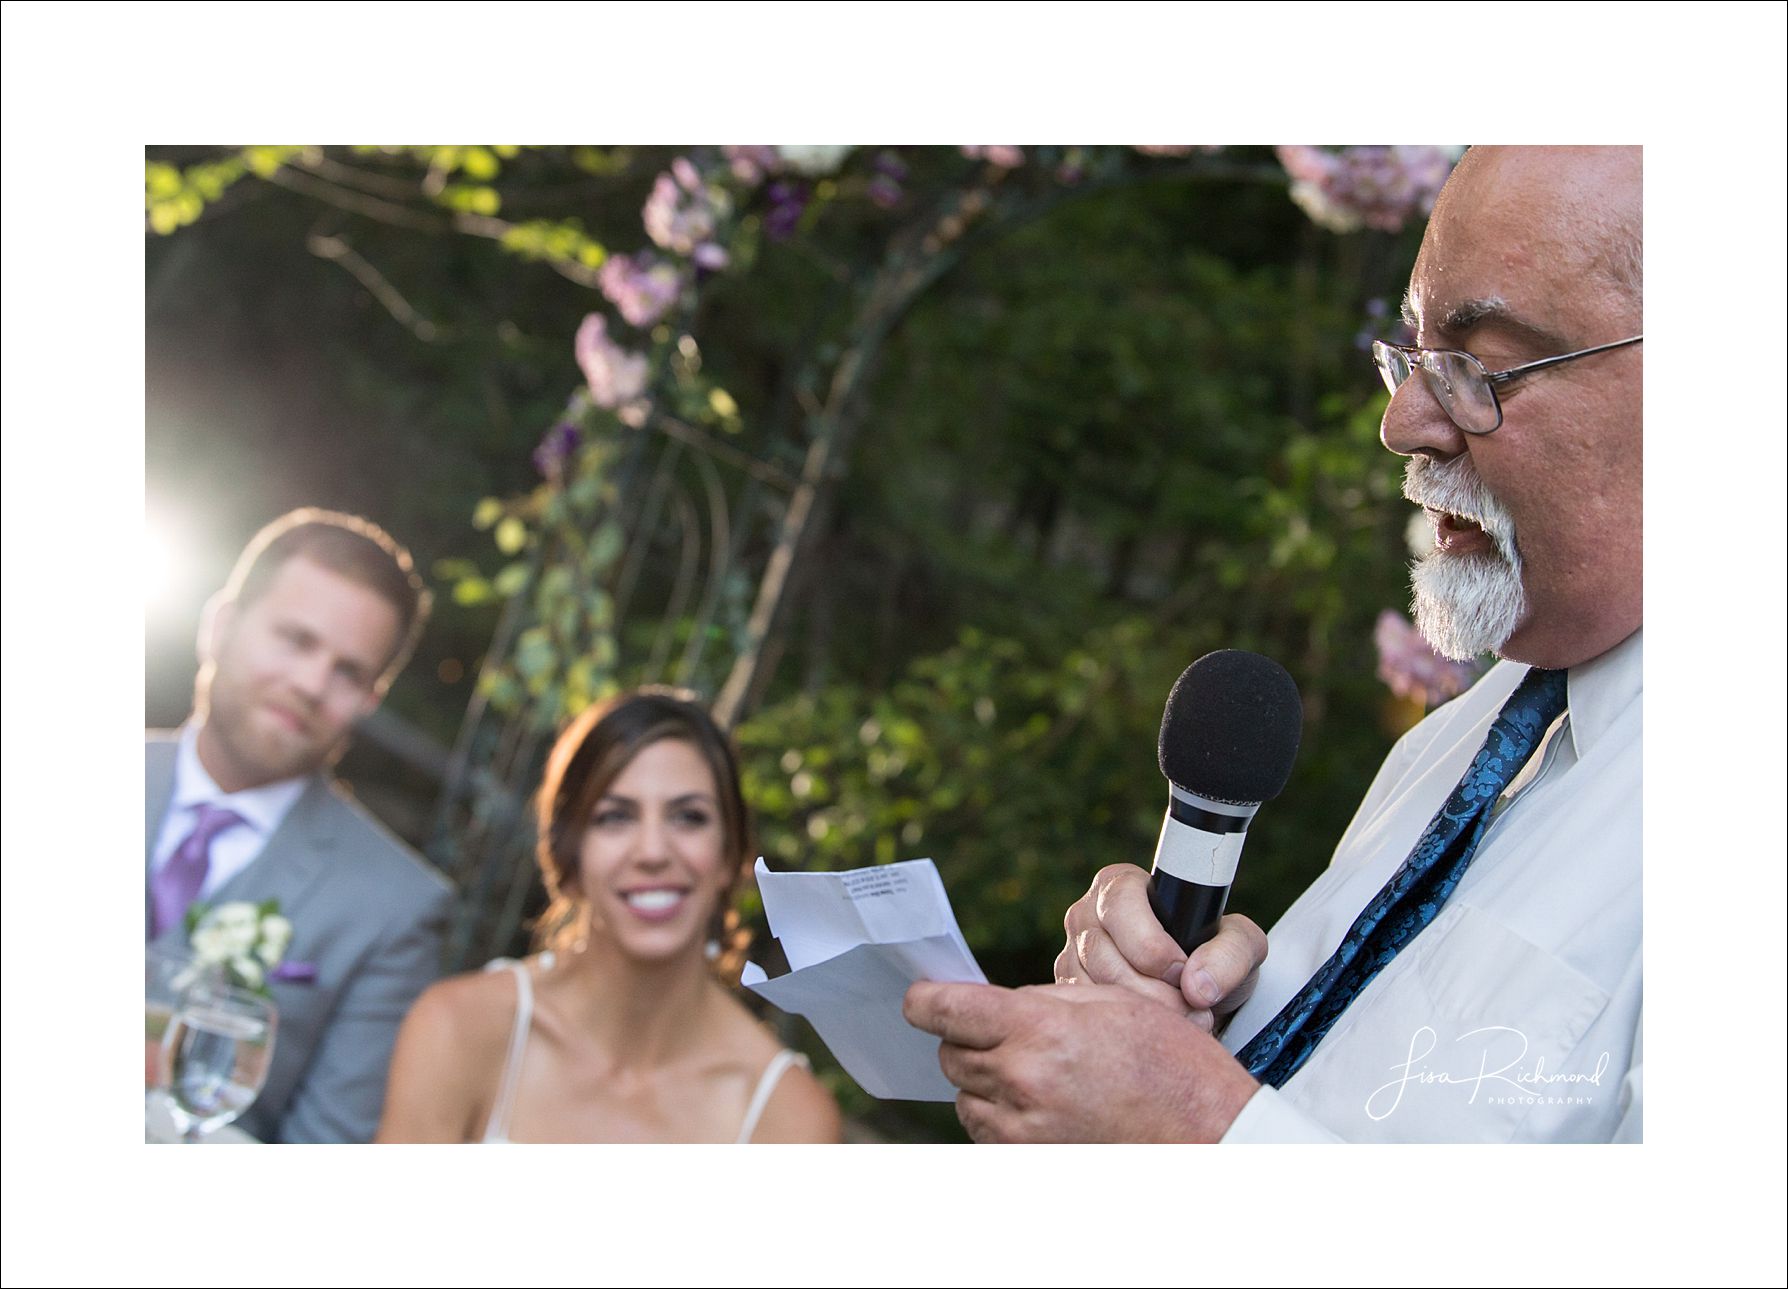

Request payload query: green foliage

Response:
[145,157,244,233]
[498,219,608,270]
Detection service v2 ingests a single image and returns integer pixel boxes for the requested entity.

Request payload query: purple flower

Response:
[597,251,684,329]
[1374,610,1481,707]
[574,313,649,410]
[763,179,810,241]
[270,960,318,984]
[867,151,907,208]
[1276,145,1457,234]
[866,176,903,209]
[961,145,1024,169]
[533,421,583,480]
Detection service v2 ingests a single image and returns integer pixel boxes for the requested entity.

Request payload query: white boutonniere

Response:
[181,899,300,994]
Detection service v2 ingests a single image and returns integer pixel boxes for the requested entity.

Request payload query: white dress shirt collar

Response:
[173,722,310,841]
[1564,627,1643,761]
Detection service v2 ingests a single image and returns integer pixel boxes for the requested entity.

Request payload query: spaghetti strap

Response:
[480,959,534,1144]
[736,1048,808,1144]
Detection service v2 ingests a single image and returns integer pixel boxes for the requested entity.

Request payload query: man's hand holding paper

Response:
[741,858,987,1102]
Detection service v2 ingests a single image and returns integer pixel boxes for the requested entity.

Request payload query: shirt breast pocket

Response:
[1283,903,1610,1142]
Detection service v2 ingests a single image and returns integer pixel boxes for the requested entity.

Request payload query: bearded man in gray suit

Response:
[148,508,454,1143]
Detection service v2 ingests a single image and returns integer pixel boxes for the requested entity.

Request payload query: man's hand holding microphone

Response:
[903,651,1300,1142]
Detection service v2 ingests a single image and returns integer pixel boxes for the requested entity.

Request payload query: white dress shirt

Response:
[149,724,309,900]
[1219,631,1642,1143]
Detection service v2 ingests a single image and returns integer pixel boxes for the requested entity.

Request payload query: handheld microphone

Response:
[1147,650,1302,954]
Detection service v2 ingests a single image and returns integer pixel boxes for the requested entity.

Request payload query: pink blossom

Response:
[1374,610,1481,707]
[597,252,684,329]
[642,159,730,264]
[723,145,781,186]
[1275,145,1456,234]
[961,145,1024,169]
[574,313,649,410]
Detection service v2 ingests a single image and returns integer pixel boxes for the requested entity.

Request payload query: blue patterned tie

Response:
[1236,665,1569,1088]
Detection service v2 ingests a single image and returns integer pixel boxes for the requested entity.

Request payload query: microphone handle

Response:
[1147,868,1230,955]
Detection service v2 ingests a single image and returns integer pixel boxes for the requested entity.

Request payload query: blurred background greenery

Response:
[146,144,1452,1141]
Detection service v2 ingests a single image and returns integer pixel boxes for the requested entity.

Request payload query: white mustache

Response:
[1403,456,1520,561]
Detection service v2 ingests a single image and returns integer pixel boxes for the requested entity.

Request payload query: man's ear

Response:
[197,592,235,664]
[356,687,387,722]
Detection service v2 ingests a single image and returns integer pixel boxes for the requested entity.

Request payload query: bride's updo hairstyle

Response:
[533,687,752,968]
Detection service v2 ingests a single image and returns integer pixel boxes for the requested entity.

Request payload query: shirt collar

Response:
[1564,628,1642,760]
[174,722,310,839]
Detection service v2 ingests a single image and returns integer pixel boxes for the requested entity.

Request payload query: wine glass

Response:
[161,980,277,1143]
[145,945,201,1140]
[145,946,192,1090]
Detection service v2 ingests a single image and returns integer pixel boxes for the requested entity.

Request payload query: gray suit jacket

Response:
[146,732,454,1143]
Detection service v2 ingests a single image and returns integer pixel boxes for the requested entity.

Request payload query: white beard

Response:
[1403,456,1527,662]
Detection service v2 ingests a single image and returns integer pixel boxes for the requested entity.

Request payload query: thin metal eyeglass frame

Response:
[1372,334,1643,434]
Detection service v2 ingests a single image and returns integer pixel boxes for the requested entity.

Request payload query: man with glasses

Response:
[148,509,455,1142]
[906,146,1644,1143]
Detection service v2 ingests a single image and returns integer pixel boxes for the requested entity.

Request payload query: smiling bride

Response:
[376,689,841,1143]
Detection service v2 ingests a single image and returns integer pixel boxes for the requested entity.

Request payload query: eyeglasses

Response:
[1371,334,1642,434]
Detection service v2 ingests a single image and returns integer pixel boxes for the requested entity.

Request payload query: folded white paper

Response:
[741,857,986,1102]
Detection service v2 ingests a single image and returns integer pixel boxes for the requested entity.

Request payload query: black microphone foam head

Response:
[1158,650,1303,804]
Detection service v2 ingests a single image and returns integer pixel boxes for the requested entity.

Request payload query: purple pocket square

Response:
[271,961,319,984]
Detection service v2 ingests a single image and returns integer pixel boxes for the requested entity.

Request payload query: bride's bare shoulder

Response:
[378,962,532,1142]
[708,991,843,1144]
[403,961,530,1051]
[747,1056,843,1144]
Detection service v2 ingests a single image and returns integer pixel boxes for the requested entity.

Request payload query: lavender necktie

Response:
[151,804,245,938]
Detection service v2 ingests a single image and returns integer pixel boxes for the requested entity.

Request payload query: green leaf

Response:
[440,184,502,215]
[241,146,293,179]
[433,557,482,581]
[493,562,531,597]
[539,565,573,601]
[462,147,500,180]
[494,516,527,554]
[478,671,523,713]
[515,627,555,680]
[587,522,622,572]
[145,163,183,199]
[472,497,504,530]
[567,473,603,510]
[452,577,493,606]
